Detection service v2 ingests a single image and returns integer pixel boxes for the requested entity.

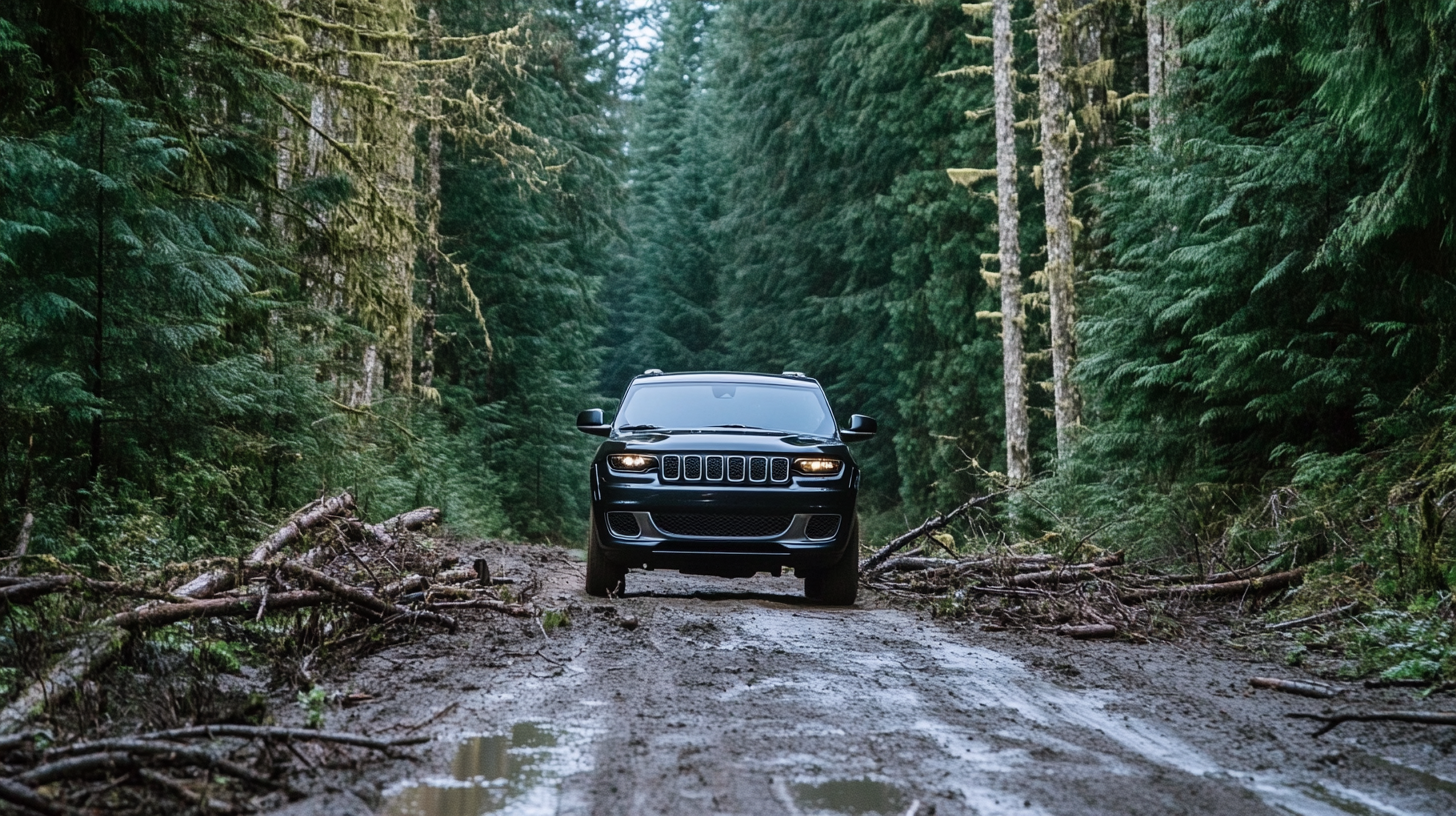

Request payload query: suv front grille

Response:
[660,454,789,484]
[653,513,792,538]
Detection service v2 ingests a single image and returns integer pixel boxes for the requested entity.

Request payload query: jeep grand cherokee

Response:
[575,370,876,605]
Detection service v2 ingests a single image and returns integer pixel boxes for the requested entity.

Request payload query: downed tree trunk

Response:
[0,575,188,606]
[173,492,355,599]
[1287,710,1456,737]
[1119,568,1306,603]
[1250,676,1344,699]
[860,492,999,573]
[1002,566,1112,588]
[0,630,123,734]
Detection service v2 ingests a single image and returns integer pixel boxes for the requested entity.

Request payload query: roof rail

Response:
[643,368,664,375]
[781,371,806,378]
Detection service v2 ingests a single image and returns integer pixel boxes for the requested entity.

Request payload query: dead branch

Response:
[423,598,533,617]
[0,575,190,606]
[1287,710,1456,737]
[860,492,1000,573]
[136,768,236,814]
[279,561,458,632]
[0,776,79,816]
[174,492,356,599]
[1265,602,1362,631]
[380,567,477,598]
[105,591,332,629]
[127,725,429,751]
[364,506,442,549]
[18,743,279,790]
[1250,676,1344,699]
[1000,566,1113,588]
[1119,568,1306,603]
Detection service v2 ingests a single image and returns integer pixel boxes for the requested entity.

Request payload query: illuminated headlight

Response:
[793,457,842,476]
[607,453,657,472]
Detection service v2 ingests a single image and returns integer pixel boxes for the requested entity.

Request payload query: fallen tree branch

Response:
[1287,710,1456,737]
[364,506,442,549]
[1119,568,1306,603]
[18,743,279,790]
[1250,677,1344,699]
[174,492,355,599]
[1056,623,1117,639]
[129,725,429,751]
[280,561,457,632]
[423,598,533,617]
[860,492,1000,573]
[105,591,332,629]
[0,575,191,606]
[1265,602,1362,631]
[0,776,79,816]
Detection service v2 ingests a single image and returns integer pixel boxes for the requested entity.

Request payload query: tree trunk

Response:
[1036,0,1080,458]
[419,5,443,393]
[992,0,1030,482]
[1146,0,1178,134]
[90,120,106,487]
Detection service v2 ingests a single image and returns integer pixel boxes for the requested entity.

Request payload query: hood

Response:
[600,430,847,457]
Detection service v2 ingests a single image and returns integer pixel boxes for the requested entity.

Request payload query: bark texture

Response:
[992,0,1030,482]
[1036,0,1080,457]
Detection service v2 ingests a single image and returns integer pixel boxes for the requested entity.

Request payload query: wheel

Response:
[805,516,859,606]
[585,516,626,597]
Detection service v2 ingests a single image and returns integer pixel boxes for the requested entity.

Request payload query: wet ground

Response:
[269,544,1456,816]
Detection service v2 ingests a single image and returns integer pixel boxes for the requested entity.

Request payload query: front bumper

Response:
[591,470,857,577]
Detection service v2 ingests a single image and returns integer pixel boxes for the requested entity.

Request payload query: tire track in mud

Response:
[358,564,1455,816]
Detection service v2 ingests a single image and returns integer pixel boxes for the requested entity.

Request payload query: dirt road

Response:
[278,544,1456,816]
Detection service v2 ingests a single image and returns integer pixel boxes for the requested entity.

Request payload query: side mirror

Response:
[840,414,877,443]
[576,408,611,437]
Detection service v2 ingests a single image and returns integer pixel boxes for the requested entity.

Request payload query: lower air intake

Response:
[607,512,641,537]
[653,513,792,538]
[806,514,841,540]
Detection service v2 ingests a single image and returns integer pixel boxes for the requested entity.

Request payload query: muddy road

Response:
[279,544,1456,816]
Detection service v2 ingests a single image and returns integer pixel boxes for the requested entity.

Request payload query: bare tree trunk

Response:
[992,0,1030,482]
[1036,0,1080,458]
[1146,0,1178,134]
[89,121,106,488]
[419,6,443,393]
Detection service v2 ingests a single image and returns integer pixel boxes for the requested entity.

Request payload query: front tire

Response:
[806,516,859,606]
[585,516,626,597]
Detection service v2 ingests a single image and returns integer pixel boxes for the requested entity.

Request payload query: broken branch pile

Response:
[862,495,1308,638]
[0,492,532,735]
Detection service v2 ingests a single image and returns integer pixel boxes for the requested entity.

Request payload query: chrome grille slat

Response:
[727,456,745,482]
[748,456,767,482]
[770,457,789,483]
[705,455,724,481]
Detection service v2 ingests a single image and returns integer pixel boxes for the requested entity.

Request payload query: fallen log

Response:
[1119,568,1306,603]
[0,575,190,606]
[173,492,355,599]
[875,556,958,573]
[1287,710,1456,737]
[1250,676,1344,699]
[380,567,477,598]
[860,492,999,573]
[1001,566,1112,588]
[0,630,124,734]
[1057,623,1117,639]
[0,776,77,816]
[1265,602,1362,631]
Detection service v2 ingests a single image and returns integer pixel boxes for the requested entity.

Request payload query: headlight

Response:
[607,453,657,472]
[793,457,842,476]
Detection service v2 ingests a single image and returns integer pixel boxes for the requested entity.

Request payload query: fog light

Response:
[608,453,657,472]
[793,457,842,475]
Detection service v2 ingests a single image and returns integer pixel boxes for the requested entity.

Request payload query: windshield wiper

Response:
[708,424,793,433]
[617,424,662,432]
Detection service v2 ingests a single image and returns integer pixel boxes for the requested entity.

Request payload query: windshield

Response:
[616,382,836,437]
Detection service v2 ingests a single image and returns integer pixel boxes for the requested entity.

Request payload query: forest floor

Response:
[263,542,1456,816]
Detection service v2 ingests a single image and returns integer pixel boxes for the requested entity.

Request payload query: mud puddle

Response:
[776,777,912,815]
[380,723,593,816]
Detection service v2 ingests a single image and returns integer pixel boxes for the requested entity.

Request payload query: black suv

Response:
[576,371,876,605]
